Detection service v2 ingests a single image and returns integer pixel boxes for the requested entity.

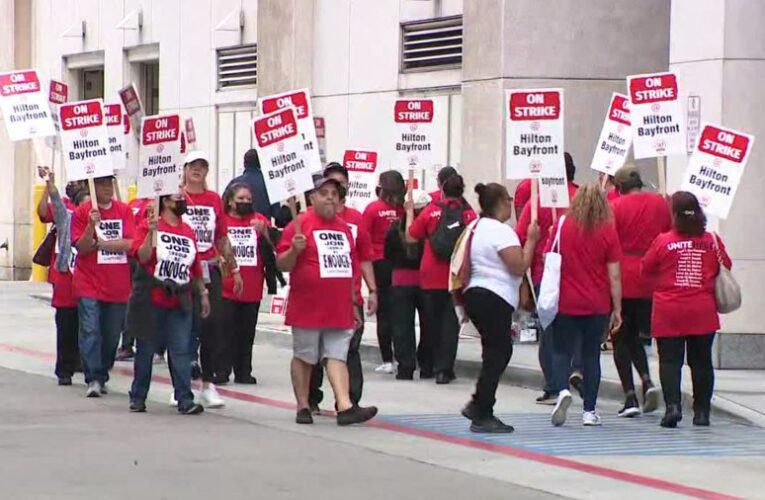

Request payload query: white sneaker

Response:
[169,392,178,407]
[86,381,102,398]
[583,411,603,426]
[375,362,394,374]
[551,389,572,427]
[199,385,225,408]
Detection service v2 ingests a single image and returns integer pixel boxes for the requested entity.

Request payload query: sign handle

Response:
[288,196,301,235]
[407,168,415,201]
[552,207,558,226]
[530,179,539,223]
[657,156,667,195]
[87,176,96,203]
[152,196,160,246]
[113,178,122,202]
[600,173,609,190]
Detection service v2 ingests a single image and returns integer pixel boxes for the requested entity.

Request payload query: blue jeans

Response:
[130,306,194,406]
[552,314,608,412]
[535,285,582,393]
[77,299,126,385]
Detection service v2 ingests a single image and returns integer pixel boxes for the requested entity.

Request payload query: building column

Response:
[460,0,670,196]
[669,0,765,368]
[256,0,314,97]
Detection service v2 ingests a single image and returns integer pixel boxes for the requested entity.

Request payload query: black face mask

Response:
[171,200,188,217]
[235,202,254,216]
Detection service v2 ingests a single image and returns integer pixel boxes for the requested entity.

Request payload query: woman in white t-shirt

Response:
[461,183,539,433]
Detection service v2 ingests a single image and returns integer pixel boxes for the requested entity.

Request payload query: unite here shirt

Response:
[221,212,271,303]
[277,211,358,329]
[182,190,227,261]
[611,192,672,299]
[642,231,732,338]
[131,218,203,309]
[71,200,135,303]
[362,200,404,261]
[408,200,477,290]
[338,206,373,305]
[547,216,622,316]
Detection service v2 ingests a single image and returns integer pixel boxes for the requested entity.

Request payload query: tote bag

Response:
[537,216,566,329]
[711,233,741,314]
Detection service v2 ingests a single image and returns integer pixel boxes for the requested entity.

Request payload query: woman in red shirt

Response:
[548,184,623,427]
[361,171,405,373]
[128,192,210,414]
[610,166,671,417]
[182,151,242,408]
[407,174,477,384]
[220,183,271,384]
[642,192,731,428]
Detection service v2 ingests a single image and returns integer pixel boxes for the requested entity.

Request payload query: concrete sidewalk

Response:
[255,305,765,427]
[29,283,765,426]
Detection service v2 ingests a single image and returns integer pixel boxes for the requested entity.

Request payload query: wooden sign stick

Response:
[657,156,667,195]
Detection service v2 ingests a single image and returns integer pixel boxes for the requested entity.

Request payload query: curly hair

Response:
[568,182,612,230]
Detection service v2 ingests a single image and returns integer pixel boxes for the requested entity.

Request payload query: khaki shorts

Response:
[292,327,354,364]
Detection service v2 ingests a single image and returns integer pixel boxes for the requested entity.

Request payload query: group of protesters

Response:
[36,147,732,432]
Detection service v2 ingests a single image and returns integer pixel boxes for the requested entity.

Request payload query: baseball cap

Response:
[184,150,210,166]
[312,173,344,191]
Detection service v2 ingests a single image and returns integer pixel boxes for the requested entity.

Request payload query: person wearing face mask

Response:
[218,183,271,384]
[460,183,539,433]
[71,175,135,398]
[181,150,242,408]
[36,167,87,385]
[127,192,210,414]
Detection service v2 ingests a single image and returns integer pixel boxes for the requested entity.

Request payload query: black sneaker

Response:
[420,370,435,380]
[617,395,641,418]
[569,372,583,398]
[396,369,414,380]
[660,404,683,428]
[211,374,230,385]
[296,408,314,424]
[435,372,456,385]
[57,376,72,386]
[190,361,202,381]
[337,405,378,426]
[461,401,480,421]
[309,404,322,416]
[129,400,146,413]
[470,416,515,434]
[693,409,710,427]
[234,375,258,385]
[178,403,204,415]
[535,391,558,405]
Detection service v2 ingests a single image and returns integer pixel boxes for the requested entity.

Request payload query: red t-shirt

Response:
[548,217,622,315]
[277,211,357,329]
[612,192,672,298]
[408,200,477,290]
[71,200,135,303]
[516,182,579,285]
[642,231,731,337]
[128,198,152,225]
[514,179,532,215]
[182,190,227,261]
[339,206,373,304]
[362,199,403,261]
[607,188,621,202]
[131,219,203,309]
[429,190,442,204]
[221,212,270,303]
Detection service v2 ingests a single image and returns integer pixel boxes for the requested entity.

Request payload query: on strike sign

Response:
[104,103,127,170]
[46,79,68,151]
[505,89,564,179]
[680,123,754,219]
[342,149,379,211]
[138,114,182,198]
[314,117,327,164]
[394,99,434,171]
[0,69,56,141]
[590,93,632,175]
[252,107,313,203]
[58,99,113,181]
[185,118,197,148]
[119,83,143,138]
[259,89,322,173]
[628,72,686,159]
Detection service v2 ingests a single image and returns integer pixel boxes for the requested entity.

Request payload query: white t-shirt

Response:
[466,217,522,308]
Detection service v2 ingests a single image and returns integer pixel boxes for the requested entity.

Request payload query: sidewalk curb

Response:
[256,327,763,426]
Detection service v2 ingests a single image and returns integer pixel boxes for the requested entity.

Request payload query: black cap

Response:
[312,173,343,191]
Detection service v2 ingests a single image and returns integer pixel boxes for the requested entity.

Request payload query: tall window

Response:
[142,62,160,115]
[81,69,104,99]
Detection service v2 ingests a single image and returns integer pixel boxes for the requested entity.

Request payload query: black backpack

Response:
[429,202,467,260]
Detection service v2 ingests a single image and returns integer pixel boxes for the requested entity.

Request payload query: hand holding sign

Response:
[88,208,101,227]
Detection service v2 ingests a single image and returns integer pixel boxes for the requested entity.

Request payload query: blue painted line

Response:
[380,412,765,457]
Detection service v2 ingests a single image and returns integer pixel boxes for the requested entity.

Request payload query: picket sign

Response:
[342,149,379,212]
[590,93,632,177]
[47,79,68,174]
[627,72,686,195]
[138,114,182,201]
[680,123,754,219]
[393,98,435,173]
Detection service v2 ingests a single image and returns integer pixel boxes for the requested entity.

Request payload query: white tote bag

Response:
[537,216,566,329]
[710,233,741,314]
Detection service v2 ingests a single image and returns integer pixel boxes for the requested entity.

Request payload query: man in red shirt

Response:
[277,176,378,426]
[309,164,376,412]
[71,175,135,397]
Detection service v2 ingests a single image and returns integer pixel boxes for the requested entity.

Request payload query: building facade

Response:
[2,0,763,367]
